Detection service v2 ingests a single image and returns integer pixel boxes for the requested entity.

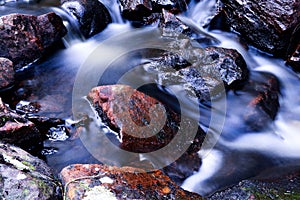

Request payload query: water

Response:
[1,0,300,197]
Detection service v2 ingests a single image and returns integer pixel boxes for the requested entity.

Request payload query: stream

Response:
[1,0,300,197]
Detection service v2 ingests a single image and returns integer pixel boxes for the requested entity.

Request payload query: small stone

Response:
[0,57,14,90]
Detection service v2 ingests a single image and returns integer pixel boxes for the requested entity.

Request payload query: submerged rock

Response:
[243,73,280,131]
[0,142,61,199]
[61,0,112,38]
[87,84,181,153]
[221,0,300,57]
[0,12,67,70]
[0,58,14,90]
[60,164,203,199]
[0,98,42,151]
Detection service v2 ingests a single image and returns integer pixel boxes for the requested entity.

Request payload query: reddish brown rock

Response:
[244,73,280,131]
[0,12,67,69]
[0,98,42,151]
[0,58,14,90]
[60,164,203,199]
[87,84,181,153]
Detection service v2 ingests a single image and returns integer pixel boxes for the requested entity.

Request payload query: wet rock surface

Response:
[209,171,300,200]
[61,0,112,38]
[0,12,67,70]
[0,142,61,200]
[243,73,280,131]
[119,0,188,21]
[0,58,14,90]
[144,41,248,101]
[87,84,182,153]
[0,98,43,152]
[221,0,300,57]
[60,164,203,199]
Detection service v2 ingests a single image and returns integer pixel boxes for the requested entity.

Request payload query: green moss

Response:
[21,161,35,171]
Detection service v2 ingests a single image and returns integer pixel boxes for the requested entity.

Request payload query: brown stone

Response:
[87,84,181,153]
[0,98,42,151]
[0,12,67,69]
[0,58,14,90]
[60,164,203,199]
[244,73,280,131]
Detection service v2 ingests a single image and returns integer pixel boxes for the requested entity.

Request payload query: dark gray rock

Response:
[0,12,67,70]
[145,39,248,101]
[0,58,14,90]
[221,0,300,57]
[61,0,112,38]
[119,0,188,21]
[0,142,61,199]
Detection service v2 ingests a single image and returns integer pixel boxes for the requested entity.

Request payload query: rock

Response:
[221,0,300,57]
[119,0,188,21]
[145,40,248,101]
[0,142,61,199]
[61,0,112,38]
[0,98,43,151]
[119,0,153,21]
[159,9,192,37]
[60,164,203,199]
[208,171,300,200]
[287,43,300,71]
[0,58,14,90]
[243,73,280,131]
[0,12,67,69]
[87,84,181,153]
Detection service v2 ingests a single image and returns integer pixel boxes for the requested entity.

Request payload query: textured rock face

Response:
[61,0,112,38]
[0,142,61,200]
[60,164,203,200]
[119,0,188,21]
[145,41,248,101]
[0,58,14,90]
[0,98,42,151]
[87,84,181,153]
[0,12,67,69]
[221,0,300,57]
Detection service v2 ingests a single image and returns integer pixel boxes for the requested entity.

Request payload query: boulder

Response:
[0,142,61,199]
[61,0,112,38]
[145,40,248,101]
[87,84,181,153]
[221,0,300,57]
[0,12,67,70]
[0,58,14,90]
[60,164,203,199]
[0,98,43,151]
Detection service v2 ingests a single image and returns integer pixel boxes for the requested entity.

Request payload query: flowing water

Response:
[1,0,300,197]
